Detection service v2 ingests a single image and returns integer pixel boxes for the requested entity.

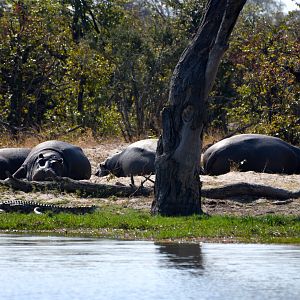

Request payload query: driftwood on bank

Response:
[1,176,152,198]
[201,182,300,200]
[1,176,300,201]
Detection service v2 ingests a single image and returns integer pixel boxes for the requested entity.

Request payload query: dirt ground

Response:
[2,139,300,216]
[84,140,300,216]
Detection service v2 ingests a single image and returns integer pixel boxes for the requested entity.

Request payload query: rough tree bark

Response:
[151,0,247,216]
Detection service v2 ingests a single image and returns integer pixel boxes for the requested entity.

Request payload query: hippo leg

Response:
[130,174,135,186]
[12,166,27,179]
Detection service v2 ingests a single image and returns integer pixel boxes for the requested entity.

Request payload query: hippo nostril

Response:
[32,168,58,181]
[38,159,46,167]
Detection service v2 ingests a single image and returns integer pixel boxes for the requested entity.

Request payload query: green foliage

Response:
[0,0,299,142]
[211,3,300,143]
[0,0,115,135]
[101,0,201,138]
[94,104,122,136]
[0,0,71,127]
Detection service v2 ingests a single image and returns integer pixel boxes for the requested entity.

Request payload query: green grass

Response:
[0,206,299,244]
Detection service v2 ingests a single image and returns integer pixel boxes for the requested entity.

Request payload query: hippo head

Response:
[94,154,123,177]
[95,161,110,177]
[31,153,66,181]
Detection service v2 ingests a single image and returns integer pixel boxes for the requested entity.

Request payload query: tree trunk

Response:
[131,64,144,136]
[77,76,86,113]
[151,0,247,216]
[8,46,24,131]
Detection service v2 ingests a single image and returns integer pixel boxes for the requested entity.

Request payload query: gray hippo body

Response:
[0,148,31,179]
[13,140,91,181]
[95,139,158,177]
[202,134,300,175]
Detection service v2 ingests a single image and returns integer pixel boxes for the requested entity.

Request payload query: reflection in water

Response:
[0,235,300,300]
[156,242,204,271]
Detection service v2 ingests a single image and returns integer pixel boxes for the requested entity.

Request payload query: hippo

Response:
[13,140,91,181]
[95,139,158,177]
[202,134,300,175]
[0,148,31,179]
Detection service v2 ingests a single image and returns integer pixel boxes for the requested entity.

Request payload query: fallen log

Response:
[1,176,152,198]
[1,177,299,201]
[201,182,298,200]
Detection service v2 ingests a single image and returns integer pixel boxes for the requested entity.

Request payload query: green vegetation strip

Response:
[0,206,299,244]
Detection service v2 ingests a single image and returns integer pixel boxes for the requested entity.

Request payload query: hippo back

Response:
[203,134,300,175]
[126,139,158,152]
[119,139,158,176]
[21,140,91,180]
[0,148,31,179]
[96,138,158,177]
[120,147,155,176]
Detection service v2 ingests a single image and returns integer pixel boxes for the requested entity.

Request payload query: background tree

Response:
[0,0,299,144]
[103,0,205,139]
[0,0,71,131]
[206,0,300,141]
[220,2,300,143]
[0,0,117,137]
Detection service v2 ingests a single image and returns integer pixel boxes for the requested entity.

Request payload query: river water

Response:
[0,234,299,300]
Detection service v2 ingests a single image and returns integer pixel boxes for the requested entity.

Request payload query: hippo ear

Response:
[12,166,27,179]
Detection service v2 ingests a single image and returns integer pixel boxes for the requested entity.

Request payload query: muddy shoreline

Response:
[1,140,299,217]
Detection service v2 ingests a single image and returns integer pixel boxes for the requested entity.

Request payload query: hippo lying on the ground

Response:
[95,138,158,177]
[13,140,91,181]
[0,148,31,179]
[202,134,300,175]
